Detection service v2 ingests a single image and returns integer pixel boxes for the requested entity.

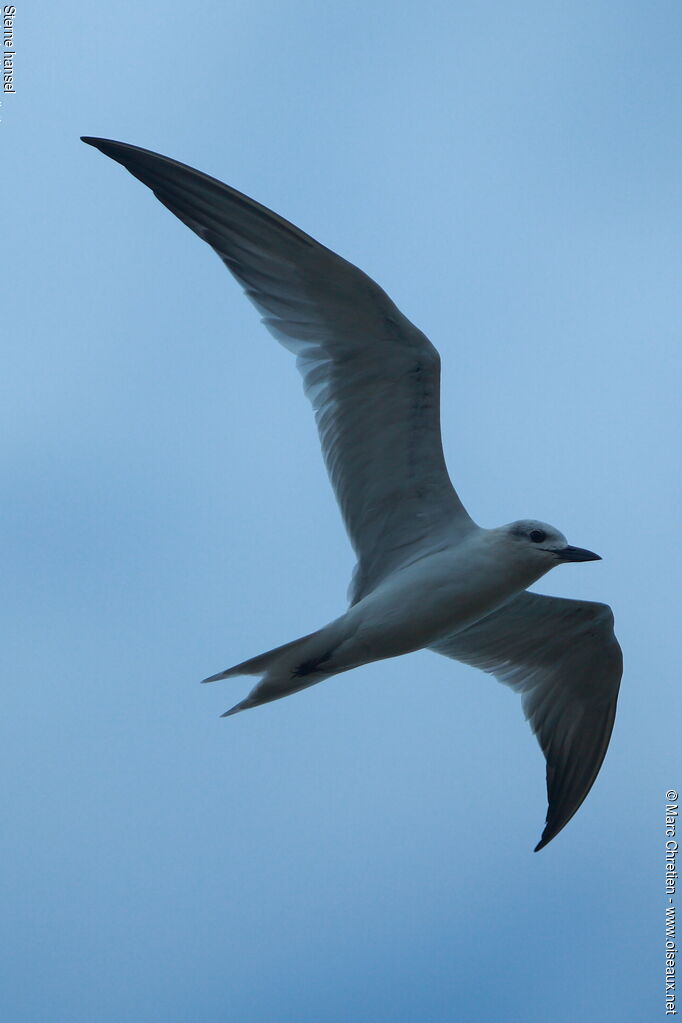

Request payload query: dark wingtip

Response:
[534,816,564,851]
[81,136,129,158]
[80,137,145,163]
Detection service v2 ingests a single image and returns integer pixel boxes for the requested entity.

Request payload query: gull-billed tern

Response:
[83,137,622,851]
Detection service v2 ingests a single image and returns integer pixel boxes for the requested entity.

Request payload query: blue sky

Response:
[3,2,681,1020]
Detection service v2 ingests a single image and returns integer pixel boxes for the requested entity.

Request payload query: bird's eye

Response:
[530,529,546,543]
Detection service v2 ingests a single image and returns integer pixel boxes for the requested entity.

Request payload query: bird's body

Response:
[224,527,555,697]
[337,526,559,665]
[83,136,623,850]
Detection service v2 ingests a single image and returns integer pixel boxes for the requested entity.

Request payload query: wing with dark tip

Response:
[82,137,476,602]
[430,591,622,850]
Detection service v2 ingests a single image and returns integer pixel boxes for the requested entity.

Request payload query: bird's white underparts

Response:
[83,136,622,852]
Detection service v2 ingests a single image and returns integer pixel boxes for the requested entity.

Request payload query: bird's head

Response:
[503,519,602,571]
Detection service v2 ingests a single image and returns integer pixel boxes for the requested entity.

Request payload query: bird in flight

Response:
[83,137,622,851]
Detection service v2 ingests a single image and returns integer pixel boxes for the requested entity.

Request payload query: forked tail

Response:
[202,620,347,717]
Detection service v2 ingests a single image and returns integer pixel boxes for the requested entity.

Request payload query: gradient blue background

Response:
[3,3,680,1020]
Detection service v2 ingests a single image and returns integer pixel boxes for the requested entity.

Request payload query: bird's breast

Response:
[345,544,533,662]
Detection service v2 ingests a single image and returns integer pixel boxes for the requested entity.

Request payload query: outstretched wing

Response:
[82,137,475,602]
[430,591,622,850]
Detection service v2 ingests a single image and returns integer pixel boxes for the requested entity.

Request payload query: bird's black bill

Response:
[556,546,601,562]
